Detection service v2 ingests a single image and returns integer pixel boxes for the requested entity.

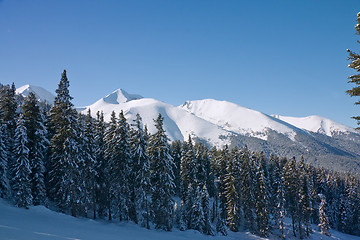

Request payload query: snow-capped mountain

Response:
[81,89,232,146]
[179,99,303,141]
[16,85,360,173]
[272,115,358,137]
[16,84,55,104]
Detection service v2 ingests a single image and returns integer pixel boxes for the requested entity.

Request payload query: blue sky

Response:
[1,0,359,127]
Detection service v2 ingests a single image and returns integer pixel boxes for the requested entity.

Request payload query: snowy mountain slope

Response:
[81,89,232,146]
[179,99,303,141]
[272,115,358,136]
[16,84,55,104]
[0,199,359,240]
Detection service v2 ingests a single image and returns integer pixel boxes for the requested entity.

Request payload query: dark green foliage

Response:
[347,12,360,127]
[11,114,32,208]
[148,113,175,231]
[22,92,47,206]
[48,70,82,216]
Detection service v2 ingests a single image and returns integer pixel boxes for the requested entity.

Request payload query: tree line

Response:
[0,70,359,238]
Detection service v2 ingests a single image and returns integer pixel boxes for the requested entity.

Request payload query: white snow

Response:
[0,199,359,240]
[272,115,358,137]
[16,84,55,104]
[180,99,298,141]
[80,90,232,146]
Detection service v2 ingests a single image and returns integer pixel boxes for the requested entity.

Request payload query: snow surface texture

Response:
[16,85,55,104]
[272,115,357,137]
[0,199,359,240]
[180,99,300,141]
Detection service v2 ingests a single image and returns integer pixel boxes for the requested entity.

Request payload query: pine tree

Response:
[0,84,17,199]
[22,92,47,206]
[105,111,131,221]
[254,154,270,237]
[284,157,299,237]
[11,114,32,208]
[188,184,205,232]
[148,113,175,231]
[217,145,230,226]
[170,140,182,196]
[103,111,117,220]
[180,136,197,195]
[131,113,151,228]
[48,70,82,216]
[273,157,286,239]
[297,157,312,238]
[82,110,97,218]
[94,111,110,220]
[201,184,214,235]
[240,146,256,232]
[318,194,331,236]
[0,124,9,198]
[347,12,360,127]
[224,152,240,232]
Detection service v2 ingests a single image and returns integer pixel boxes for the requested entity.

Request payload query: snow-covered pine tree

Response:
[180,136,197,195]
[48,70,82,216]
[148,113,175,231]
[188,184,205,232]
[240,146,256,232]
[170,140,182,196]
[0,84,17,198]
[82,110,97,219]
[217,145,229,226]
[224,151,240,232]
[297,156,312,238]
[0,124,9,198]
[347,12,360,126]
[94,111,109,219]
[105,110,131,221]
[284,157,299,237]
[22,92,47,206]
[215,204,228,236]
[130,113,151,228]
[11,114,32,208]
[254,154,270,237]
[103,111,117,221]
[318,194,331,236]
[273,157,286,239]
[201,184,214,236]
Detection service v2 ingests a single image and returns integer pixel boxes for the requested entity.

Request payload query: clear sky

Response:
[1,0,360,127]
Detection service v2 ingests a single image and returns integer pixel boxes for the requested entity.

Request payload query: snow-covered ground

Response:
[0,199,359,240]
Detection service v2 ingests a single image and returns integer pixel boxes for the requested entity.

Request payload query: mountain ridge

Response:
[16,84,360,173]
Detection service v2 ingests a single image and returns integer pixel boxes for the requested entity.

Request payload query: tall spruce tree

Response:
[49,70,82,216]
[82,110,97,218]
[318,194,331,236]
[94,111,108,219]
[255,157,270,237]
[347,12,360,127]
[298,157,312,238]
[22,92,47,206]
[284,157,299,237]
[224,152,240,232]
[201,184,214,235]
[0,124,9,198]
[148,113,175,231]
[131,113,151,228]
[240,146,256,232]
[11,114,32,208]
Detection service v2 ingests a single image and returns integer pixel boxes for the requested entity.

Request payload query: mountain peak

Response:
[102,88,143,104]
[272,115,357,136]
[16,84,55,104]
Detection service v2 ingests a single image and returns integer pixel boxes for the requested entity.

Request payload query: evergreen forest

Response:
[0,70,360,239]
